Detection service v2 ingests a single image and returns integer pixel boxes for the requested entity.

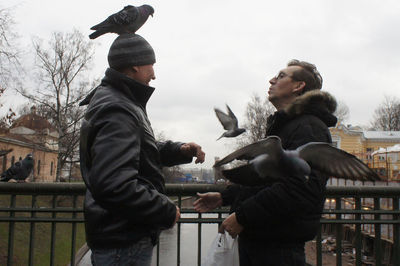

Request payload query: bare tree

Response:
[17,29,96,181]
[370,95,400,131]
[0,5,21,91]
[0,5,21,126]
[334,100,350,124]
[236,93,276,147]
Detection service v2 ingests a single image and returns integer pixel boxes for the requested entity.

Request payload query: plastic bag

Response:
[202,232,239,266]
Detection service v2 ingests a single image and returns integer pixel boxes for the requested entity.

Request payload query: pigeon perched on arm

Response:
[214,104,246,140]
[0,154,34,182]
[214,136,380,186]
[89,5,154,39]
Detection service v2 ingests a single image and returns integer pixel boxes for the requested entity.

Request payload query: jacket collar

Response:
[80,68,155,108]
[268,90,338,129]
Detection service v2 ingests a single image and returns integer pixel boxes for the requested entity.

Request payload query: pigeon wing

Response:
[214,108,235,130]
[214,136,282,167]
[90,6,138,30]
[226,104,239,128]
[112,6,138,25]
[298,142,381,181]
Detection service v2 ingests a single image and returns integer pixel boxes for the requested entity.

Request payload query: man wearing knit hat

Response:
[79,33,205,266]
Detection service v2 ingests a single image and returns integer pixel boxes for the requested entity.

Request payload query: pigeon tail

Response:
[216,133,225,141]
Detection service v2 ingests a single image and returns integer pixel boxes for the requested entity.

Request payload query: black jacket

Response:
[79,68,192,249]
[221,90,337,246]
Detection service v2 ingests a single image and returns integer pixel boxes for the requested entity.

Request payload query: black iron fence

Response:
[0,183,399,266]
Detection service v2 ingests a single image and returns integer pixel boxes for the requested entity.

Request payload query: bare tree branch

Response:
[235,93,276,148]
[17,29,96,181]
[370,95,400,131]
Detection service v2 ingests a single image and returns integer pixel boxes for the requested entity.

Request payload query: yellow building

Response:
[330,123,400,181]
[0,107,59,182]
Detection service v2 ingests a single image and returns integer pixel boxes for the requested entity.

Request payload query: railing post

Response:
[28,195,37,266]
[374,197,382,266]
[355,197,362,266]
[197,212,202,266]
[335,196,342,266]
[393,196,399,266]
[316,225,322,266]
[7,194,16,266]
[70,195,77,266]
[50,195,57,266]
[177,196,181,266]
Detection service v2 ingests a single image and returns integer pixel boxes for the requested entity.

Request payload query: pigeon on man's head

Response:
[213,136,380,186]
[0,153,34,182]
[214,104,246,140]
[89,5,154,39]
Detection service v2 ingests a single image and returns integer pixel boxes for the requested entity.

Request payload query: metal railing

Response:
[0,183,399,266]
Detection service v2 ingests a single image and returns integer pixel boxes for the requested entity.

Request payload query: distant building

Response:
[0,107,59,182]
[330,123,400,181]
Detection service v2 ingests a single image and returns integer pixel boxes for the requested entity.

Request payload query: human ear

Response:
[293,81,306,94]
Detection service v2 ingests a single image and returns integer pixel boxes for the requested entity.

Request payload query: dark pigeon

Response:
[89,5,154,39]
[214,104,246,140]
[214,136,380,186]
[0,154,34,182]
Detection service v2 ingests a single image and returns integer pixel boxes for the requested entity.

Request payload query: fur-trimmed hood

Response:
[283,90,337,127]
[284,90,337,117]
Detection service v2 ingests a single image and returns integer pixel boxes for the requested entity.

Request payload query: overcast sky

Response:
[2,0,400,169]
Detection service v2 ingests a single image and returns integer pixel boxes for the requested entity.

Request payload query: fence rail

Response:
[0,183,399,266]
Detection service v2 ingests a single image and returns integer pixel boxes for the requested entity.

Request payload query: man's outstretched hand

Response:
[180,142,205,164]
[193,192,222,212]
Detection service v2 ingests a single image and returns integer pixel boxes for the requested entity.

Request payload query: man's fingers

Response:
[194,145,205,163]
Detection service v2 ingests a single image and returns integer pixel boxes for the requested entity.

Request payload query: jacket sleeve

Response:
[156,141,193,167]
[220,184,242,206]
[235,121,329,228]
[87,104,176,229]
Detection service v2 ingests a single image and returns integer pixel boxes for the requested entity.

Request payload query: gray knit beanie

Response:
[108,34,156,69]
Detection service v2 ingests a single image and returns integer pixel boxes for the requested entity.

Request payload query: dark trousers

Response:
[238,237,306,266]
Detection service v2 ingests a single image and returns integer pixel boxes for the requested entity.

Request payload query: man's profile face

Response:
[268,65,303,107]
[132,64,155,86]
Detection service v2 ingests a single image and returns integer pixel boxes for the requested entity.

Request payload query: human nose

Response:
[269,76,276,84]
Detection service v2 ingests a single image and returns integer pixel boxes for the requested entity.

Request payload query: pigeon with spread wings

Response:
[214,104,245,140]
[214,136,380,186]
[89,5,154,39]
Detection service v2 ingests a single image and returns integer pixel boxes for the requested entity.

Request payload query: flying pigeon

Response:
[214,104,246,140]
[0,154,34,182]
[89,5,154,39]
[213,136,380,186]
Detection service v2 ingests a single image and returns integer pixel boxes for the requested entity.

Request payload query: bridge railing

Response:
[0,183,399,266]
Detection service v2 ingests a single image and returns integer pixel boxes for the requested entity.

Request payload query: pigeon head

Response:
[141,5,155,17]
